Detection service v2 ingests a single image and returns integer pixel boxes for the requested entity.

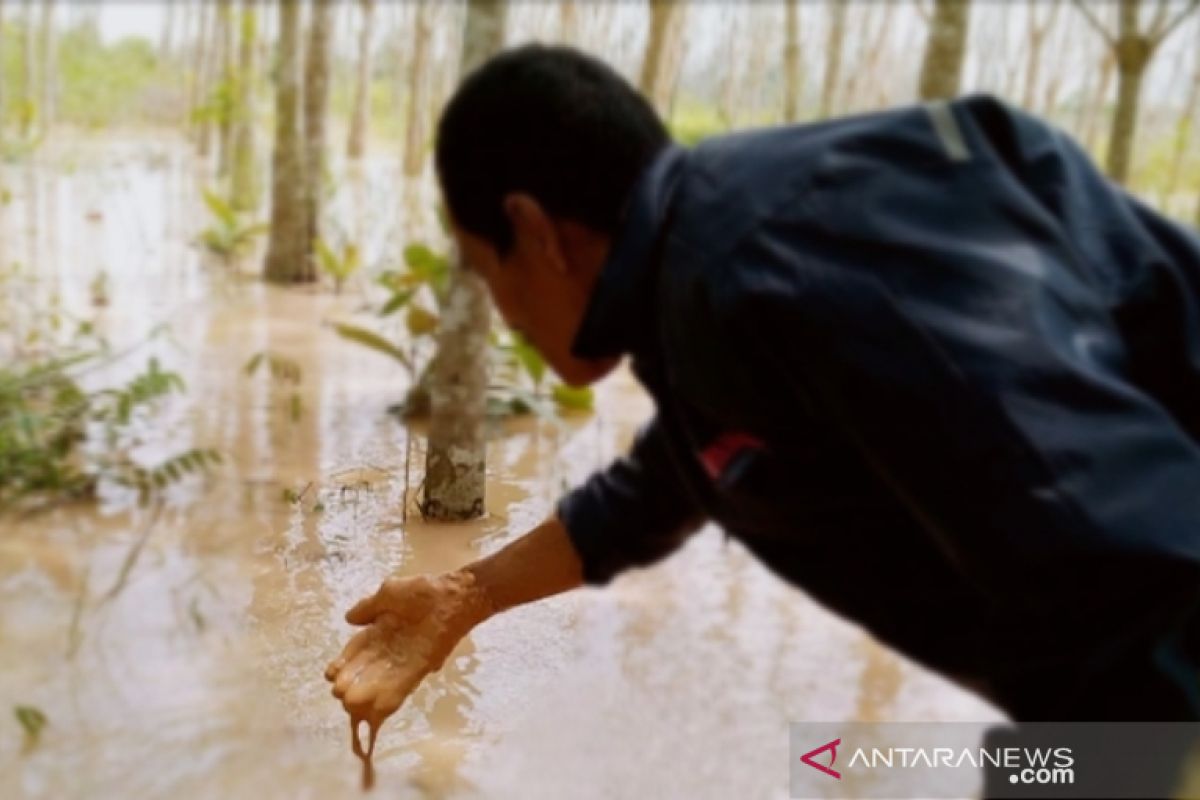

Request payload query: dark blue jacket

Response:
[556,94,1200,721]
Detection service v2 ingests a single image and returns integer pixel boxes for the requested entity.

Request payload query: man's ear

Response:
[502,193,568,273]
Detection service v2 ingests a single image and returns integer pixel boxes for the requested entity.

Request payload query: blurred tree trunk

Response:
[559,0,580,45]
[717,9,741,129]
[1083,49,1116,153]
[639,0,686,116]
[1072,0,1199,184]
[197,1,218,157]
[846,2,894,112]
[347,0,375,160]
[422,0,506,522]
[230,2,258,212]
[216,0,236,179]
[301,0,334,259]
[402,2,432,177]
[20,0,34,138]
[0,1,6,129]
[38,0,53,134]
[918,0,971,100]
[783,0,801,123]
[160,0,175,62]
[1022,0,1061,109]
[1161,28,1200,207]
[263,0,311,283]
[819,0,847,117]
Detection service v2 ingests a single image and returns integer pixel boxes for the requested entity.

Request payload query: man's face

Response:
[449,195,619,387]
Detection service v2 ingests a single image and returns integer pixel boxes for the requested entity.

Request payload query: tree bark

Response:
[301,0,334,259]
[402,3,432,177]
[347,0,374,160]
[819,0,847,117]
[230,1,258,212]
[263,0,310,283]
[38,0,53,134]
[783,0,801,123]
[423,0,507,522]
[20,0,35,138]
[918,0,971,100]
[639,0,686,116]
[1108,30,1151,184]
[216,0,236,179]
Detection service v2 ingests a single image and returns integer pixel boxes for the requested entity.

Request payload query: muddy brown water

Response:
[0,136,1002,799]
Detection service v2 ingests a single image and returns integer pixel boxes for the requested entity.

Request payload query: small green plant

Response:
[335,239,592,417]
[1,319,222,512]
[316,238,362,294]
[197,189,267,262]
[14,705,47,744]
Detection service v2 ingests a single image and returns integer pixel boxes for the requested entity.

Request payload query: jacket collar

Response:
[570,144,688,360]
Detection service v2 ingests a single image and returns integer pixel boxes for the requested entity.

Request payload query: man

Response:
[325,44,1200,773]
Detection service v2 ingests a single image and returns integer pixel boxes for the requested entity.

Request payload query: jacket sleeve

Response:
[556,416,708,585]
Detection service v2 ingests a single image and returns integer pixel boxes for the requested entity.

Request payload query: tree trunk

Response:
[559,0,580,45]
[216,0,236,179]
[1108,34,1151,184]
[0,1,6,129]
[159,0,175,62]
[347,0,375,160]
[819,0,847,117]
[918,0,971,100]
[402,3,432,177]
[423,0,506,522]
[20,0,35,138]
[230,2,258,212]
[197,1,218,157]
[302,0,334,260]
[38,0,53,134]
[1084,49,1115,154]
[638,0,686,116]
[783,0,801,123]
[263,0,310,283]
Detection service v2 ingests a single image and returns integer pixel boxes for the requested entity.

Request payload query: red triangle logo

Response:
[800,737,842,779]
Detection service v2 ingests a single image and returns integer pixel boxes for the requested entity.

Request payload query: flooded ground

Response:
[0,136,1002,799]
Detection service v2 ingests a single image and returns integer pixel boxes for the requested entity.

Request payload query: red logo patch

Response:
[698,431,765,480]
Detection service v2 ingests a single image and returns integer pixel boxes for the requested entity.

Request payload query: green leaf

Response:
[510,333,546,387]
[551,383,594,412]
[380,289,416,317]
[14,705,47,740]
[405,306,439,336]
[331,323,412,369]
[201,188,237,229]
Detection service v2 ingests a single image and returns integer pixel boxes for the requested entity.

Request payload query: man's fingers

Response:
[345,590,385,626]
[325,627,376,681]
[332,649,376,700]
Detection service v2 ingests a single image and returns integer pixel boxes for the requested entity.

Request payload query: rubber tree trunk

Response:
[819,0,847,117]
[422,0,506,522]
[0,1,6,129]
[559,0,580,45]
[638,0,686,116]
[38,0,53,135]
[918,0,971,100]
[346,0,374,159]
[20,0,34,138]
[216,0,236,180]
[197,2,218,157]
[230,2,258,212]
[262,0,311,283]
[402,2,432,177]
[301,0,334,263]
[783,0,801,123]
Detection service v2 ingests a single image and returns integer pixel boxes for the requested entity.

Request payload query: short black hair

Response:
[435,44,671,254]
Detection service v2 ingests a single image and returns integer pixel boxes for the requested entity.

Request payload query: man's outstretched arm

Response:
[325,416,708,724]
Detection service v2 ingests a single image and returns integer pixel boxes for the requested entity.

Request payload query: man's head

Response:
[435,45,670,386]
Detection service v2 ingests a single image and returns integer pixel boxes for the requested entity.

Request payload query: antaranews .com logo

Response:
[789,722,1200,799]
